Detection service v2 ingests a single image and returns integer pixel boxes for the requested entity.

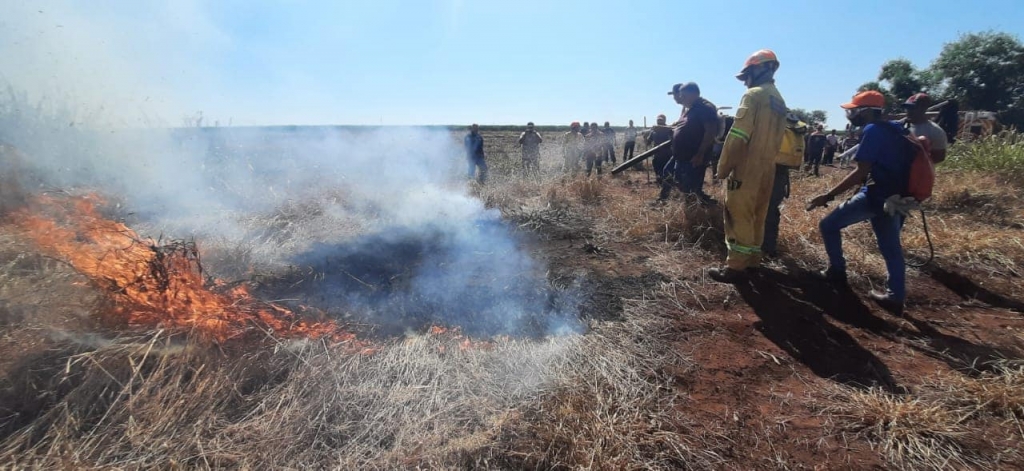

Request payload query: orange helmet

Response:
[736,49,779,79]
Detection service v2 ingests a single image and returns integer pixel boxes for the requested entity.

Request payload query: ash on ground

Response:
[254,218,584,338]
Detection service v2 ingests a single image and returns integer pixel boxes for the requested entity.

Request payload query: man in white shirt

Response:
[903,93,948,164]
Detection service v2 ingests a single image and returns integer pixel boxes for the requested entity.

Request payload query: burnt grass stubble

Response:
[0,132,704,469]
[3,130,1024,468]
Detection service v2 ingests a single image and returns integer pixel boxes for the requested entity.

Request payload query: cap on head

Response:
[736,49,779,79]
[668,82,700,95]
[902,93,932,109]
[527,121,534,126]
[840,90,886,110]
[570,121,580,128]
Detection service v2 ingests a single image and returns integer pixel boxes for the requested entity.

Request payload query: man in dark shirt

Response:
[602,122,616,164]
[623,120,638,163]
[659,82,718,203]
[584,122,605,176]
[518,121,543,178]
[464,124,487,184]
[645,114,673,183]
[804,126,827,176]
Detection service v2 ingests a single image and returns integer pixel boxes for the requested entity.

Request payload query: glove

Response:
[883,195,920,217]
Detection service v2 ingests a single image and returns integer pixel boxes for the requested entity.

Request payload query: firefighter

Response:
[708,49,788,283]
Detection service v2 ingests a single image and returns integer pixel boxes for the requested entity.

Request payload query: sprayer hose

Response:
[907,208,934,268]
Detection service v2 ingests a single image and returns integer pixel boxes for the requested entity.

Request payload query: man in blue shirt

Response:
[806,91,913,313]
[464,123,487,184]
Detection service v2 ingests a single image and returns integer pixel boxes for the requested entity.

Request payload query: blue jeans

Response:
[819,192,906,301]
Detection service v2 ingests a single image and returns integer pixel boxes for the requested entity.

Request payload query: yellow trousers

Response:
[723,169,776,270]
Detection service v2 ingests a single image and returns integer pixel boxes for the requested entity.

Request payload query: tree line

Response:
[858,31,1024,129]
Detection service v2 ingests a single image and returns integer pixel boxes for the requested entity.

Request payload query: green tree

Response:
[810,110,829,127]
[856,59,930,113]
[788,108,828,126]
[856,81,898,113]
[930,31,1024,128]
[879,58,925,104]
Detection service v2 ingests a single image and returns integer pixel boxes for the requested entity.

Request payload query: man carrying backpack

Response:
[707,49,788,283]
[806,91,915,313]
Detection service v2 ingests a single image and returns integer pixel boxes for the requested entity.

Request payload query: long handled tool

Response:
[611,141,669,175]
[611,117,700,175]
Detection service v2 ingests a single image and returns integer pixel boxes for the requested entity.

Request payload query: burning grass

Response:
[5,128,1024,469]
[0,137,707,468]
[8,193,351,343]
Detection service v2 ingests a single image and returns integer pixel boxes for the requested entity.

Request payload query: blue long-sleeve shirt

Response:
[464,132,485,159]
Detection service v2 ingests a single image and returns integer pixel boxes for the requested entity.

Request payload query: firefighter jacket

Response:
[717,82,787,182]
[717,81,788,269]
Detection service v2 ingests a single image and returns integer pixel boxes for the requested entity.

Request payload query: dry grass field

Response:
[2,128,1023,469]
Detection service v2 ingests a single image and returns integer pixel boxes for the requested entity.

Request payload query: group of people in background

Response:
[464,47,951,315]
[561,121,624,177]
[803,127,860,175]
[462,120,628,184]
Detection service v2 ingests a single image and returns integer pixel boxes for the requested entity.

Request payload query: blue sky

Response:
[4,0,1023,129]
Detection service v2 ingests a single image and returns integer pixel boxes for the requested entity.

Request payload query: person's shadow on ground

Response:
[735,270,901,393]
[766,262,1023,376]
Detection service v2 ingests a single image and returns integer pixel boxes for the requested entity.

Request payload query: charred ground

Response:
[1,130,1023,469]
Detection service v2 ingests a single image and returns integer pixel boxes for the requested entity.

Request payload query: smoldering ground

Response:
[1,95,583,337]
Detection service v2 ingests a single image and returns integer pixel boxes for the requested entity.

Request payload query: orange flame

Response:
[11,194,354,343]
